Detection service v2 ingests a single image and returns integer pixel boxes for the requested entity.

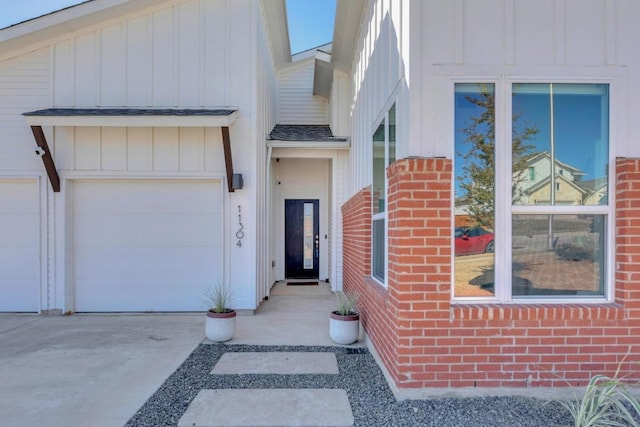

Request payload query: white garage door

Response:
[73,180,223,312]
[0,179,39,312]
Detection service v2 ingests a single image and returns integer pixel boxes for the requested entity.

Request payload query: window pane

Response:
[512,214,605,297]
[512,84,609,206]
[454,83,496,297]
[389,104,396,165]
[373,120,386,214]
[372,218,385,282]
[303,203,314,269]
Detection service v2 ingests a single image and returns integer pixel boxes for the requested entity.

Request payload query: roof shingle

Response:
[268,124,347,142]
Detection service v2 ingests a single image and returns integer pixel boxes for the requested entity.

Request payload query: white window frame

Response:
[452,78,614,304]
[371,103,395,287]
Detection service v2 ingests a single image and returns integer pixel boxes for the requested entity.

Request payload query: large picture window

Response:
[454,82,609,301]
[372,103,396,284]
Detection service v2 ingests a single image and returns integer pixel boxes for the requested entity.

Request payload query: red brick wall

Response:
[342,157,640,389]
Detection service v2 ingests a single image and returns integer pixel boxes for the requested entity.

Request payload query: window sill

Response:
[450,302,624,321]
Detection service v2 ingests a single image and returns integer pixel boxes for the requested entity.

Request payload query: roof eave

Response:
[0,0,163,57]
[331,0,365,72]
[262,0,292,69]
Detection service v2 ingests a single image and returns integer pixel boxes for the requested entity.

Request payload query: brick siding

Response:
[342,157,640,389]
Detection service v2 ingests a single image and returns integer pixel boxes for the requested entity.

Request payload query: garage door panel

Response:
[0,180,38,212]
[0,279,38,311]
[73,180,222,312]
[74,213,222,247]
[0,179,39,312]
[0,213,39,244]
[75,279,207,312]
[75,246,222,280]
[0,247,38,277]
[74,181,220,214]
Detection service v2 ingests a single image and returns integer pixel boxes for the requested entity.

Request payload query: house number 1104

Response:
[236,205,244,247]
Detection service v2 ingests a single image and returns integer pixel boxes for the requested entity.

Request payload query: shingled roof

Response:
[23,108,236,117]
[268,124,347,142]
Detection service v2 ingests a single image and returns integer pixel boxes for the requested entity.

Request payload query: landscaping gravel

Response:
[125,344,574,427]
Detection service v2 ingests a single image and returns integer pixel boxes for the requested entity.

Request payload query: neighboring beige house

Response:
[515,151,603,206]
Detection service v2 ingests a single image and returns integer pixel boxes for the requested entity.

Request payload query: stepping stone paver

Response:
[211,351,339,375]
[178,389,354,427]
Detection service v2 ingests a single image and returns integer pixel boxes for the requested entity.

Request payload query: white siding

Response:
[329,70,351,137]
[278,58,328,124]
[348,0,640,192]
[53,126,226,174]
[256,1,278,303]
[332,150,349,290]
[349,0,407,194]
[0,48,49,171]
[51,0,253,108]
[419,0,639,158]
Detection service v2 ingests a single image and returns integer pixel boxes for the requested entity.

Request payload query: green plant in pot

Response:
[203,283,236,342]
[329,291,360,345]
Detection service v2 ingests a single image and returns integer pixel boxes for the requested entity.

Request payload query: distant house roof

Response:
[268,124,347,142]
[574,177,608,192]
[523,151,586,176]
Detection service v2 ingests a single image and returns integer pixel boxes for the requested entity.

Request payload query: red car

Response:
[455,226,494,256]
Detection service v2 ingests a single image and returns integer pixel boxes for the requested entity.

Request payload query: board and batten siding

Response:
[256,1,278,304]
[52,0,254,108]
[421,0,638,159]
[53,126,227,174]
[0,47,50,171]
[348,0,640,195]
[349,0,407,195]
[332,150,349,290]
[278,58,328,125]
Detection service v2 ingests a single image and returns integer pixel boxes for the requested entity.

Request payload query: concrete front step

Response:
[178,389,354,427]
[211,352,339,375]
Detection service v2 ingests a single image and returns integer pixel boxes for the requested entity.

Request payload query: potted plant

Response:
[203,283,236,342]
[329,291,360,345]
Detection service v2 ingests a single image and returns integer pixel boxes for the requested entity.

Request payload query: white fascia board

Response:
[266,140,350,149]
[24,111,238,128]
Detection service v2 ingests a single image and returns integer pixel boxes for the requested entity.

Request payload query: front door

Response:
[285,199,319,278]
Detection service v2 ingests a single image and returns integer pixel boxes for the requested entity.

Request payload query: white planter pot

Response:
[329,312,360,345]
[205,310,236,342]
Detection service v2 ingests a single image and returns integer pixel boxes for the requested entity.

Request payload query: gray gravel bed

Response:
[125,344,574,427]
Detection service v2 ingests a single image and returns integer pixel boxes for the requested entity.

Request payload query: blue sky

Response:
[0,0,336,54]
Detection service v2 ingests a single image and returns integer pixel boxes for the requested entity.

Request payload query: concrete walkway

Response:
[0,281,360,427]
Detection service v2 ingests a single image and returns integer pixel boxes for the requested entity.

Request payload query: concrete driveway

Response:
[0,285,347,427]
[0,314,204,427]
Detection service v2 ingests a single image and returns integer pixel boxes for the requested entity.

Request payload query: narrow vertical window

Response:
[372,103,396,285]
[372,119,386,283]
[303,203,314,269]
[454,84,496,297]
